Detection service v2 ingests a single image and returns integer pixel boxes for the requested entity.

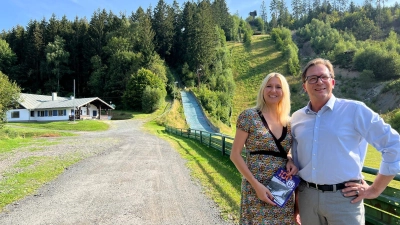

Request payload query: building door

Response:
[93,110,97,117]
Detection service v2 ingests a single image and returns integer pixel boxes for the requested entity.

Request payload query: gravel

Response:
[0,120,233,225]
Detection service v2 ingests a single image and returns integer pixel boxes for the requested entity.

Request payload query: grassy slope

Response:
[228,35,308,134]
[228,35,284,135]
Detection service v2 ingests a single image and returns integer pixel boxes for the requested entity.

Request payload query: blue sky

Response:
[0,0,256,31]
[1,0,397,32]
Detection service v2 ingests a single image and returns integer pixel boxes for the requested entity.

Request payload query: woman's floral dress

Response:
[237,108,294,225]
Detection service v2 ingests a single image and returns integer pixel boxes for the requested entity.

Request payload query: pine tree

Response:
[152,0,175,59]
[71,17,90,97]
[45,35,70,93]
[131,7,155,67]
[169,0,183,66]
[24,20,46,92]
[211,0,232,39]
[88,9,109,58]
[192,0,218,82]
[260,0,269,32]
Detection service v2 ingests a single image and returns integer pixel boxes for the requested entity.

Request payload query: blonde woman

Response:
[230,73,298,224]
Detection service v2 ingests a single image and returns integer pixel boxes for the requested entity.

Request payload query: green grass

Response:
[0,126,74,154]
[0,138,58,154]
[363,145,400,189]
[1,126,74,138]
[9,120,109,131]
[230,35,286,130]
[0,155,82,210]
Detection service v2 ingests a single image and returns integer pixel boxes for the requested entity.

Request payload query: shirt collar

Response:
[305,95,336,113]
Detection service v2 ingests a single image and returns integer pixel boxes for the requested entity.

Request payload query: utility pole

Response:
[174,81,178,99]
[197,68,202,88]
[73,79,75,122]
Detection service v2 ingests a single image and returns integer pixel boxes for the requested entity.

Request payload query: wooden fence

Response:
[165,126,400,225]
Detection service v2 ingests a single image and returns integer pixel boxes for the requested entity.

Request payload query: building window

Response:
[30,111,35,117]
[11,111,20,118]
[48,110,53,117]
[58,110,65,116]
[37,111,45,117]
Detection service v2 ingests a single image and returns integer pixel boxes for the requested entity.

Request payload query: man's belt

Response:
[302,179,361,192]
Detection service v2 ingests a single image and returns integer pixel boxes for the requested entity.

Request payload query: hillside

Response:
[225,34,400,136]
[227,35,306,135]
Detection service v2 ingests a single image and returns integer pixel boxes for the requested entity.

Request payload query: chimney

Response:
[52,92,57,101]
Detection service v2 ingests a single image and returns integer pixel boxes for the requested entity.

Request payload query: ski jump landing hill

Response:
[180,90,219,133]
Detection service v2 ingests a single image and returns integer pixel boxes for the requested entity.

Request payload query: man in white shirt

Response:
[291,58,400,225]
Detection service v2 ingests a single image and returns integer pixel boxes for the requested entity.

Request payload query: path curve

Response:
[0,120,232,225]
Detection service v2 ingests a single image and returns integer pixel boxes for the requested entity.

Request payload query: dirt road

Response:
[0,120,232,225]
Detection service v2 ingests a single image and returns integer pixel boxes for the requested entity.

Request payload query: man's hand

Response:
[286,158,298,176]
[342,180,379,203]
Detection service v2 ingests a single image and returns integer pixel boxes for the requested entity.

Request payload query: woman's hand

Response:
[253,182,276,206]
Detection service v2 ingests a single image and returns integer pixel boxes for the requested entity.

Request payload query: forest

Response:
[0,0,399,125]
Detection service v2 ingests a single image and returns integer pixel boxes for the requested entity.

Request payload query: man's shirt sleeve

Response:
[354,102,400,175]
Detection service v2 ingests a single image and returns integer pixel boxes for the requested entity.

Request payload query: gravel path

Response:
[0,120,233,225]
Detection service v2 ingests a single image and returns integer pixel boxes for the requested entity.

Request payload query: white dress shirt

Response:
[291,95,400,184]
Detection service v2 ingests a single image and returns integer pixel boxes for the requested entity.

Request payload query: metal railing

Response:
[165,126,400,225]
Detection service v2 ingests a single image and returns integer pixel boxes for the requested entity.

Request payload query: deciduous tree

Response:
[0,71,21,127]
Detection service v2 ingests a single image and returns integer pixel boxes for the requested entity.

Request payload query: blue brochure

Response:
[267,168,301,207]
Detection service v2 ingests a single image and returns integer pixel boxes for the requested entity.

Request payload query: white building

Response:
[6,93,114,122]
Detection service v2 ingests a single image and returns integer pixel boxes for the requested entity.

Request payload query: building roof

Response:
[19,93,114,110]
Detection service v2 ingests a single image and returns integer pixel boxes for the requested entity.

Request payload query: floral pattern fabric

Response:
[237,108,294,225]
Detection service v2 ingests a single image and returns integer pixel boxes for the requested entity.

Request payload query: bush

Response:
[360,70,374,81]
[387,109,400,132]
[353,46,400,80]
[123,68,166,110]
[195,87,232,125]
[271,27,300,76]
[141,86,164,113]
[382,79,400,94]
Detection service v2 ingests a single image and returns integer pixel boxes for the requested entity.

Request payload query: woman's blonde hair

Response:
[255,72,291,126]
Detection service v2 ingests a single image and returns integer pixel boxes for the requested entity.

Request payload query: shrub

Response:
[141,86,164,113]
[123,68,166,110]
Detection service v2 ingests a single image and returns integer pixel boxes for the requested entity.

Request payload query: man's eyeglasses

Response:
[304,74,331,84]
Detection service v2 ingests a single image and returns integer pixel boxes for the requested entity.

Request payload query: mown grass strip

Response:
[9,120,109,131]
[0,127,74,154]
[0,155,82,211]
